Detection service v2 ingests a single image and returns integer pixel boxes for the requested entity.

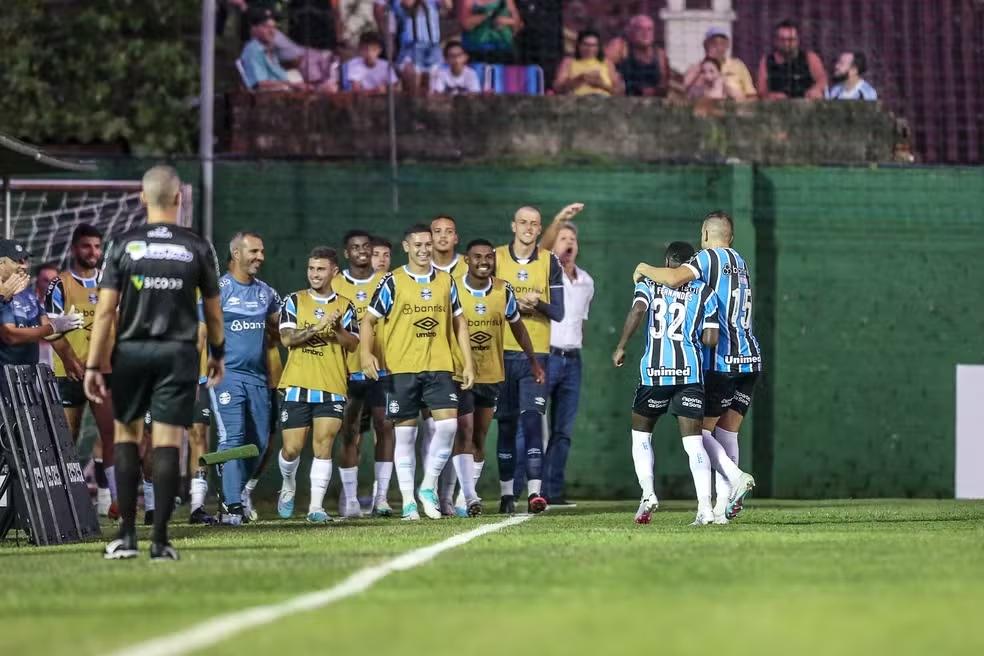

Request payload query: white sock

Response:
[500,479,513,497]
[374,460,393,501]
[712,427,739,512]
[105,465,117,501]
[439,459,457,503]
[421,418,456,490]
[143,478,155,511]
[394,425,418,506]
[340,466,359,504]
[309,458,332,512]
[279,450,299,491]
[701,430,742,484]
[682,435,712,508]
[458,459,485,508]
[190,475,208,511]
[474,460,485,488]
[244,478,259,493]
[419,416,435,465]
[527,479,542,496]
[452,454,477,503]
[631,430,655,498]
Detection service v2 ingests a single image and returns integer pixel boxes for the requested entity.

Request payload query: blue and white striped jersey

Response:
[634,278,717,386]
[683,247,763,374]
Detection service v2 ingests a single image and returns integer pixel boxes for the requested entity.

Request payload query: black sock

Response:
[93,459,109,488]
[152,447,180,544]
[114,443,140,539]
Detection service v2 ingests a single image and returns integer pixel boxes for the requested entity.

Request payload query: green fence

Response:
[63,159,984,499]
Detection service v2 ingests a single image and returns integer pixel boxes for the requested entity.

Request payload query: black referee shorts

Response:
[111,340,199,427]
[58,375,112,408]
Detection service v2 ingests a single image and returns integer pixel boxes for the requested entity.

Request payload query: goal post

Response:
[6,179,194,271]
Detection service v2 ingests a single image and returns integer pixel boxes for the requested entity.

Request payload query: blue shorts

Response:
[212,375,271,453]
[399,43,443,72]
[495,353,548,418]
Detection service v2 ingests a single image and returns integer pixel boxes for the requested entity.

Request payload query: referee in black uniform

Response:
[84,165,225,561]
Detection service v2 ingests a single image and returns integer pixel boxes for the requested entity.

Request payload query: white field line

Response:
[110,514,534,656]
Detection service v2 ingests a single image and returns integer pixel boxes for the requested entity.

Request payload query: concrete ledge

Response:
[227,92,905,165]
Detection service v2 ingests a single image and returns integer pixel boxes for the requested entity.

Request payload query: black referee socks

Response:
[152,447,180,544]
[114,442,140,538]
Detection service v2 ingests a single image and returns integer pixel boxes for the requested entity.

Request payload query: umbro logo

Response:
[470,331,492,346]
[414,317,438,332]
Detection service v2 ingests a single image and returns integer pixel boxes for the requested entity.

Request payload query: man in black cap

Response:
[0,239,84,365]
[84,165,225,561]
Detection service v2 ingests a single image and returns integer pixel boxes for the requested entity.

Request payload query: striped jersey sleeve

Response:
[44,277,65,315]
[633,279,654,307]
[683,249,713,285]
[367,273,395,318]
[341,302,359,336]
[449,278,463,316]
[504,282,520,323]
[279,293,299,330]
[700,284,719,329]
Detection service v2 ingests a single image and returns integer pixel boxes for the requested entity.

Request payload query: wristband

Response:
[209,340,226,360]
[85,366,101,371]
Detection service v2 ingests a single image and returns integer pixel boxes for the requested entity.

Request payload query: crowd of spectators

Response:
[229,2,877,102]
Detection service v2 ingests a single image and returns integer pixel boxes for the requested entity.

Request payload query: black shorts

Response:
[385,371,457,421]
[496,354,548,418]
[57,374,113,408]
[193,382,212,425]
[457,382,500,415]
[632,383,705,420]
[280,399,345,430]
[704,372,759,418]
[347,377,387,433]
[111,340,198,427]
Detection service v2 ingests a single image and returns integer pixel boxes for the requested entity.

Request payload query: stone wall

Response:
[226,92,906,165]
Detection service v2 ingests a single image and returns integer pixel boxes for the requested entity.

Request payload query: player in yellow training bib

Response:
[276,247,359,524]
[450,238,543,518]
[43,224,119,516]
[493,206,567,515]
[334,229,394,518]
[361,223,475,521]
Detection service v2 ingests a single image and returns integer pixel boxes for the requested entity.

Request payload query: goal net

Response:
[7,179,194,270]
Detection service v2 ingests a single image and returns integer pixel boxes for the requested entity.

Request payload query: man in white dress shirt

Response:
[540,216,593,506]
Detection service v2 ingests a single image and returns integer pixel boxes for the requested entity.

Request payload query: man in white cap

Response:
[683,27,756,100]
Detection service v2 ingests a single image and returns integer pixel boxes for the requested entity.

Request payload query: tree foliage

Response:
[0,0,201,155]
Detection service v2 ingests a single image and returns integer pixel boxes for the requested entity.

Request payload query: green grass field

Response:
[2,499,983,656]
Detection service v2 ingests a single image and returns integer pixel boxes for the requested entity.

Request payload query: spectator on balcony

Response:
[554,30,620,96]
[688,57,743,101]
[240,9,307,91]
[683,28,755,100]
[826,51,877,101]
[430,40,482,95]
[756,19,827,100]
[348,31,400,93]
[457,0,524,64]
[384,0,453,95]
[269,19,340,91]
[606,14,668,98]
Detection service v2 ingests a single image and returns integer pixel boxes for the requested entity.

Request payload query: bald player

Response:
[494,206,566,514]
[634,211,758,521]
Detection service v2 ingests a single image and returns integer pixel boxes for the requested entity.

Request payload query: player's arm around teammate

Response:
[276,248,359,524]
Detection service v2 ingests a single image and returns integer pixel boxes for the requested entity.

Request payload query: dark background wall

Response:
[72,159,984,499]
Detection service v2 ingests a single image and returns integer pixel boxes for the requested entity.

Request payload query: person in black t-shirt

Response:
[85,165,226,562]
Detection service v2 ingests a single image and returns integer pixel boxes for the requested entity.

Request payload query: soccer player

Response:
[276,247,359,524]
[213,231,281,525]
[614,241,722,525]
[494,206,564,514]
[43,225,119,516]
[451,239,543,517]
[86,165,224,561]
[370,236,392,273]
[186,302,216,524]
[361,224,475,520]
[429,214,466,513]
[335,229,395,518]
[634,211,759,520]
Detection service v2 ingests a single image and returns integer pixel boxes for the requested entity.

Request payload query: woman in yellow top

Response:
[554,30,620,96]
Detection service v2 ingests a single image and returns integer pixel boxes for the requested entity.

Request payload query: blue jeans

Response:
[542,351,582,500]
